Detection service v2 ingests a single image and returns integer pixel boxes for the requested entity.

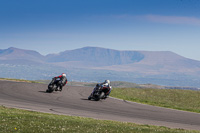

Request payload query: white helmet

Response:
[62,73,66,77]
[104,80,110,85]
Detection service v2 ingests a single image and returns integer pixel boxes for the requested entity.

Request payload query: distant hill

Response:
[94,50,200,75]
[0,47,45,65]
[46,47,145,67]
[45,47,200,76]
[1,46,200,88]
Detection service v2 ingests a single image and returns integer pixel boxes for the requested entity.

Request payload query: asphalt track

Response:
[0,80,200,131]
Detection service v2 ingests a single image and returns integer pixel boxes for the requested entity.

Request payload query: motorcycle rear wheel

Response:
[47,84,55,93]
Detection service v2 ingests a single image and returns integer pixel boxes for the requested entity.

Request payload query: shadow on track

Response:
[38,91,47,93]
[81,98,89,101]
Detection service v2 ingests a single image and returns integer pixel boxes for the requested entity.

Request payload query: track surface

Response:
[0,80,200,130]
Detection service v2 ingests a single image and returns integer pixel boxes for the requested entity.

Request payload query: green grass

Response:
[0,106,198,133]
[110,88,200,113]
[0,78,40,83]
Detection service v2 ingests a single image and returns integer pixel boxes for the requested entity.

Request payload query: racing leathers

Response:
[89,81,112,99]
[54,74,68,91]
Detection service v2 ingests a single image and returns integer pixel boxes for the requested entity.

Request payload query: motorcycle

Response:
[46,78,62,93]
[88,84,106,101]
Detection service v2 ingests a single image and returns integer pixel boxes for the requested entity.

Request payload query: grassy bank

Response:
[0,78,40,83]
[0,106,198,133]
[110,88,200,113]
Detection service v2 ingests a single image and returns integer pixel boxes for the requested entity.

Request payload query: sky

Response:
[0,0,200,60]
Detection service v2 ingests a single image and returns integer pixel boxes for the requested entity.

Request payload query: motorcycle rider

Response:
[88,80,112,99]
[54,73,68,91]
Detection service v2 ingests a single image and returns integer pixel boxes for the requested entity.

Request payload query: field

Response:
[0,106,198,133]
[111,87,200,113]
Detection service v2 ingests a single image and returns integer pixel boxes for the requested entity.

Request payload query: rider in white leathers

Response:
[88,80,112,99]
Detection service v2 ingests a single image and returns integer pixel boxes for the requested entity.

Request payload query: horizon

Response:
[1,0,200,60]
[2,46,194,61]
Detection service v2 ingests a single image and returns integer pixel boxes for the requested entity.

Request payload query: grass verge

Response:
[0,78,40,83]
[110,88,200,113]
[0,106,198,133]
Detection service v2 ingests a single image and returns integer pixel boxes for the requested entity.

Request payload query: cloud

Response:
[144,15,200,26]
[112,14,200,26]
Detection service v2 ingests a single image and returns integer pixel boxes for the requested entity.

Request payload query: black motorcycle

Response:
[88,84,106,101]
[46,78,62,93]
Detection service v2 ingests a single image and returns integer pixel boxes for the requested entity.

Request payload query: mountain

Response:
[1,46,200,87]
[0,47,45,65]
[45,47,200,75]
[46,47,145,67]
[94,50,200,75]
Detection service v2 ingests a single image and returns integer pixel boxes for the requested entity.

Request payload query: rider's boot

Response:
[59,86,62,91]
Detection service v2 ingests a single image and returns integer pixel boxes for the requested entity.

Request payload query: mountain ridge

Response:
[1,46,200,87]
[0,47,45,64]
[1,46,200,70]
[46,46,145,67]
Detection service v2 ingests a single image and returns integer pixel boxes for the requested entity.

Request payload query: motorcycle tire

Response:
[47,84,54,93]
[94,95,100,101]
[88,96,92,100]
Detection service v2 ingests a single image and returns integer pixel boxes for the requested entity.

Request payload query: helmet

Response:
[62,73,66,77]
[104,80,110,85]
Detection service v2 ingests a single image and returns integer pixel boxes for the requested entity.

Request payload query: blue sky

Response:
[1,0,200,60]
